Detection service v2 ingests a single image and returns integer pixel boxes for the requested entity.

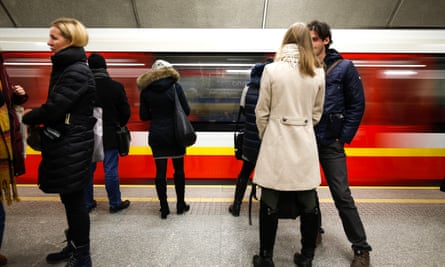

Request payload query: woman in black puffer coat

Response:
[137,59,191,219]
[22,18,95,267]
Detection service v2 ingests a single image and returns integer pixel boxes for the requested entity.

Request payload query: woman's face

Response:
[47,26,71,54]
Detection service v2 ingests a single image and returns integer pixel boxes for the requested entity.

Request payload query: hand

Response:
[23,108,32,116]
[13,85,26,96]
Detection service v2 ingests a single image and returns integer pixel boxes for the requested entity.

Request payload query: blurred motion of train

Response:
[1,28,444,185]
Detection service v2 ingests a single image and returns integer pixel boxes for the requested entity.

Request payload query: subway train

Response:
[1,28,444,185]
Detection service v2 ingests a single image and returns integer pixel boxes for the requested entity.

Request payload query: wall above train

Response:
[0,0,445,29]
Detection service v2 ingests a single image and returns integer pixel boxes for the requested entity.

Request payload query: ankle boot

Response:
[293,252,312,267]
[252,254,274,267]
[155,179,169,219]
[46,229,74,264]
[174,174,190,214]
[229,176,248,217]
[65,242,91,267]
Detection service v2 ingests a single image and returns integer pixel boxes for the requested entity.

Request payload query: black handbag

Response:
[116,126,131,156]
[27,125,43,151]
[173,85,196,147]
[234,106,244,160]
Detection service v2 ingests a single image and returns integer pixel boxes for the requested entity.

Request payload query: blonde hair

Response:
[51,18,88,47]
[279,22,322,77]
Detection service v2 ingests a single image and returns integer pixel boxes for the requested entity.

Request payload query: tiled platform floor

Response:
[2,184,445,267]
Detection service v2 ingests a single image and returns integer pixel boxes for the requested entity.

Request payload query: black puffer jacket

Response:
[315,49,365,145]
[92,69,130,149]
[137,67,190,158]
[242,62,268,163]
[22,47,96,193]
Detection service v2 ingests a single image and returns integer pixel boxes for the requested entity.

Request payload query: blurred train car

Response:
[1,28,444,185]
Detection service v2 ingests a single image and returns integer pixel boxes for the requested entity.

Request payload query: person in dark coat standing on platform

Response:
[22,18,95,267]
[229,59,271,217]
[0,54,28,266]
[84,53,131,214]
[307,20,372,267]
[137,59,191,219]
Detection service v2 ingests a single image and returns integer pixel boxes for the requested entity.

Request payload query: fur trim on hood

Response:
[136,67,180,91]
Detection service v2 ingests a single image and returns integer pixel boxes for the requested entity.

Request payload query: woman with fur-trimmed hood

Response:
[137,59,191,219]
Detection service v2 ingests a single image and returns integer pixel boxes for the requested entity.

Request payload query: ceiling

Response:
[0,0,444,29]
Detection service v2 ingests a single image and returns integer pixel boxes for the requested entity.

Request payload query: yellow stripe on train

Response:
[26,146,445,157]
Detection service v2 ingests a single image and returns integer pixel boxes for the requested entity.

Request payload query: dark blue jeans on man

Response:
[85,148,123,209]
[318,141,372,252]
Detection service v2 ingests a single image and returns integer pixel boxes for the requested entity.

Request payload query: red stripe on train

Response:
[17,155,444,186]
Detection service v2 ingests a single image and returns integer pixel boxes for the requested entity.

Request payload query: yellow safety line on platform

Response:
[16,185,444,203]
[16,197,445,204]
[25,147,445,157]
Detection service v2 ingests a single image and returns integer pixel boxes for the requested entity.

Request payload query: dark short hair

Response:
[307,20,333,50]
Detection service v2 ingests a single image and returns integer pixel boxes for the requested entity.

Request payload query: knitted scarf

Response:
[275,43,300,69]
[0,81,19,205]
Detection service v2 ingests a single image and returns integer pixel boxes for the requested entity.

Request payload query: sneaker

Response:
[87,200,97,213]
[0,254,7,266]
[109,200,130,213]
[351,249,370,267]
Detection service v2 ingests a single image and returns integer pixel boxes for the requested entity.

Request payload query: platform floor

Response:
[2,183,445,267]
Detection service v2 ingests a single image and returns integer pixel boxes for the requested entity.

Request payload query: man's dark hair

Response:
[307,20,333,50]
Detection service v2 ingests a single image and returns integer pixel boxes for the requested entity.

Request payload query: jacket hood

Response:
[136,67,179,91]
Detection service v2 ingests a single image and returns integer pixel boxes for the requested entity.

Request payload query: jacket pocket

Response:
[280,117,308,126]
[326,113,344,138]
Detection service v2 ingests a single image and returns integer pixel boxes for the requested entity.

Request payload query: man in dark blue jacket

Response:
[308,20,372,267]
[85,53,131,213]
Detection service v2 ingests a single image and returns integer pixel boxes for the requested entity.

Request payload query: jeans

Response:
[85,148,122,208]
[60,190,90,246]
[318,141,372,251]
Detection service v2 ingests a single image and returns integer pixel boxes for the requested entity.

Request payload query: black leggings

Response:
[154,157,184,180]
[60,189,90,246]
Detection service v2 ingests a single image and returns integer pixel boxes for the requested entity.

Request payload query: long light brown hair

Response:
[279,22,322,77]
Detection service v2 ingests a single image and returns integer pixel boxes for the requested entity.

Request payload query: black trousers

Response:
[318,141,372,251]
[60,189,90,246]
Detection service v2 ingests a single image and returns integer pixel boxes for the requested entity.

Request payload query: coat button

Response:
[283,118,287,122]
[304,120,308,123]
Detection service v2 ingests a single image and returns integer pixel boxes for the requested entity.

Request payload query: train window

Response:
[2,52,270,131]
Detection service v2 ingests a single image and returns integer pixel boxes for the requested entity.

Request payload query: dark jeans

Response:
[318,141,372,251]
[85,148,122,208]
[60,189,90,246]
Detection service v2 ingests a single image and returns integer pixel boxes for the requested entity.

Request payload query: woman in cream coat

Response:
[252,22,325,267]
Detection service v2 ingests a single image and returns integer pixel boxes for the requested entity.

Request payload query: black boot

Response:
[46,229,74,264]
[155,179,169,219]
[174,173,190,214]
[228,176,248,217]
[253,200,277,267]
[295,209,319,267]
[253,253,274,267]
[65,242,91,267]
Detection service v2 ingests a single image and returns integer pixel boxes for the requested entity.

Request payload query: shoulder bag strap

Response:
[325,59,342,76]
